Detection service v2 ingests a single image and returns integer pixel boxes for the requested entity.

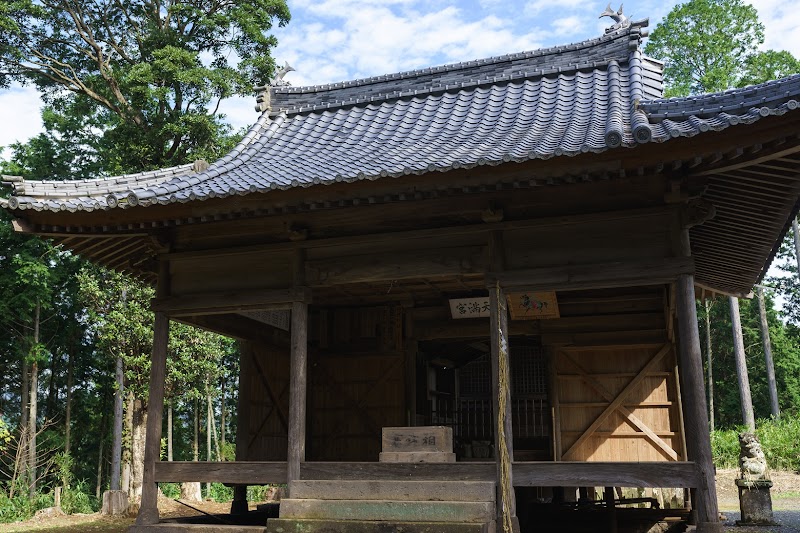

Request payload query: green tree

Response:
[737,50,800,87]
[645,0,764,96]
[0,0,290,171]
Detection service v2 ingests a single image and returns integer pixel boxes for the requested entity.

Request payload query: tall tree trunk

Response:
[220,378,226,458]
[167,402,173,462]
[793,217,800,276]
[130,398,147,502]
[206,390,212,495]
[704,300,715,431]
[729,297,756,431]
[180,400,202,502]
[756,287,781,418]
[95,390,109,499]
[122,392,134,493]
[20,361,29,433]
[110,356,124,491]
[95,432,105,499]
[193,398,199,462]
[209,393,221,461]
[65,346,74,456]
[28,300,40,498]
[45,347,59,420]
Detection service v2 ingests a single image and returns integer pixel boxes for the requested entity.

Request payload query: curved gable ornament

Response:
[600,3,630,32]
[254,61,296,112]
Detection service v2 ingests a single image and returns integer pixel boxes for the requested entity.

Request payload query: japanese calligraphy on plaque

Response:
[506,291,560,320]
[448,297,491,319]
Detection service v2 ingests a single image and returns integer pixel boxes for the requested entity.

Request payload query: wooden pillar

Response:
[674,229,722,533]
[490,282,519,533]
[287,300,308,490]
[729,297,755,431]
[136,311,170,524]
[756,287,780,418]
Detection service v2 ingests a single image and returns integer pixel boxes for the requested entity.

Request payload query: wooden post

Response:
[288,300,308,490]
[729,296,755,431]
[756,287,780,418]
[675,228,722,533]
[136,261,170,526]
[135,311,169,525]
[490,282,519,533]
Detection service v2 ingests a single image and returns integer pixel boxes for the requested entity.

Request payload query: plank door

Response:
[308,352,405,461]
[239,342,290,461]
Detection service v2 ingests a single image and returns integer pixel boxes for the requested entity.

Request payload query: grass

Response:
[711,413,800,471]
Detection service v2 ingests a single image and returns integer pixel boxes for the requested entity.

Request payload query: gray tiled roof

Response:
[2,19,799,213]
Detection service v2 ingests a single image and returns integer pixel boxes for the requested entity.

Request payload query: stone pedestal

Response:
[101,489,129,516]
[736,479,778,526]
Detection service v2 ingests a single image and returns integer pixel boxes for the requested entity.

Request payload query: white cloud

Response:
[0,84,43,162]
[750,0,800,56]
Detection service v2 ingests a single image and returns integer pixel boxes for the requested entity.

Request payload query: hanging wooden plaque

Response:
[506,291,559,320]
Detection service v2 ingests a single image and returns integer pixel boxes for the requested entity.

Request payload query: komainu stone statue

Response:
[739,432,768,481]
[736,432,777,526]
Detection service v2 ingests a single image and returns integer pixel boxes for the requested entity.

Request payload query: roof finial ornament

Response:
[271,61,295,87]
[600,3,630,32]
[255,62,296,113]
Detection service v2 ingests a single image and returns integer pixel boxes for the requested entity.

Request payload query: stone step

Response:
[279,499,495,523]
[289,480,495,502]
[266,518,495,533]
[130,524,267,533]
[379,451,456,463]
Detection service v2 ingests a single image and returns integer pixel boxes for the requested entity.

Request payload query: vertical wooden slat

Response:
[288,300,308,488]
[490,282,519,533]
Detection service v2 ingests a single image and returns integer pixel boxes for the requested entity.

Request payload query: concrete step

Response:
[289,480,495,502]
[266,518,495,533]
[279,499,495,523]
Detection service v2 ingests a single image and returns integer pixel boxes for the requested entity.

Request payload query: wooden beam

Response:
[155,461,287,484]
[695,142,800,176]
[562,344,671,460]
[154,459,701,488]
[306,246,484,286]
[416,319,539,340]
[293,461,702,488]
[151,287,311,316]
[560,349,679,461]
[161,206,671,262]
[490,257,694,292]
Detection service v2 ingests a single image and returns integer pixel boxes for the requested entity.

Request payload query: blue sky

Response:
[1,0,799,158]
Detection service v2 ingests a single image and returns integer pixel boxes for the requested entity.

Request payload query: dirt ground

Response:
[1,469,798,533]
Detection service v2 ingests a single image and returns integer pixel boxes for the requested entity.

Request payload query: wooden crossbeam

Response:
[151,287,311,316]
[560,348,678,461]
[561,344,672,460]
